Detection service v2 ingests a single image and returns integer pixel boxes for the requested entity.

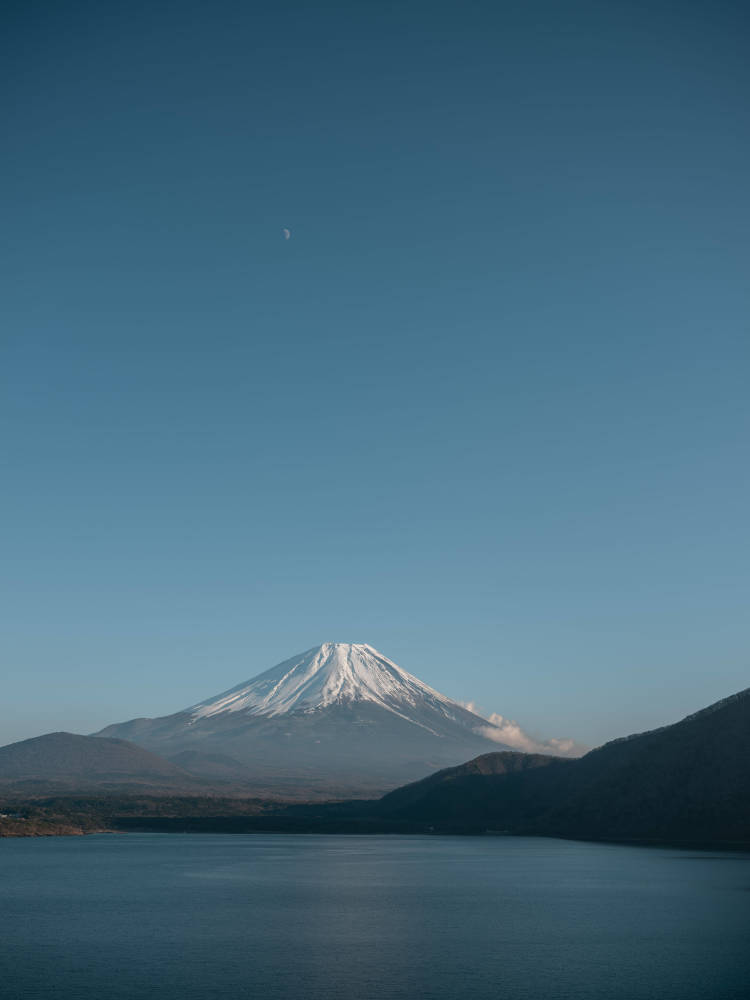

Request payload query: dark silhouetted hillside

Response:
[367,688,750,844]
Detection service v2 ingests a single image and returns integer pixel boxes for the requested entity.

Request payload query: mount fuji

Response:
[96,643,554,796]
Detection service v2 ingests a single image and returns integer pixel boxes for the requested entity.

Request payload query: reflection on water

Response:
[1,834,748,1000]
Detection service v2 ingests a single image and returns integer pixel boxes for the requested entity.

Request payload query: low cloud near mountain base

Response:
[460,703,588,758]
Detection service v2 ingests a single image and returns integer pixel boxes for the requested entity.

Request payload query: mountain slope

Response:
[0,732,209,794]
[187,643,469,733]
[363,686,750,843]
[96,643,527,796]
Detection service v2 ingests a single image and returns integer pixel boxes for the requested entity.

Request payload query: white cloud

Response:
[460,702,588,758]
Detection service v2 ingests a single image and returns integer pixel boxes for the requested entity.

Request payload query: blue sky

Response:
[2,0,748,748]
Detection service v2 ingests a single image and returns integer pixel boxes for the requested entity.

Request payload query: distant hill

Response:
[0,732,211,794]
[365,687,750,844]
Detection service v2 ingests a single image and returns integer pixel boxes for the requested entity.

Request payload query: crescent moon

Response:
[283,228,291,240]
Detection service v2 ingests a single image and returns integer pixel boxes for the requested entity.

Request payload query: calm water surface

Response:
[1,834,748,1000]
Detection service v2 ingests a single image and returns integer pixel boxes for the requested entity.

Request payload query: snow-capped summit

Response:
[96,642,577,797]
[187,642,458,729]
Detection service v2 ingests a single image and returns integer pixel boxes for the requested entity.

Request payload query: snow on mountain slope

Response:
[187,642,462,733]
[96,643,577,796]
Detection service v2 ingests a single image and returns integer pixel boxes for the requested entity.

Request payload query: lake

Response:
[1,834,748,999]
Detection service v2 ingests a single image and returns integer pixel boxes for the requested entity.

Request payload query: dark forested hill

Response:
[374,751,559,814]
[365,688,750,844]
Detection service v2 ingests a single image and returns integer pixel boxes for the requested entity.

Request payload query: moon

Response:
[283,228,291,240]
